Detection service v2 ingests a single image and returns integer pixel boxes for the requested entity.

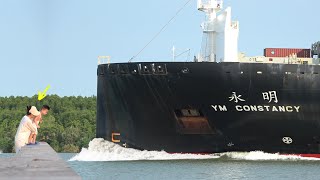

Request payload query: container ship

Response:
[96,0,320,157]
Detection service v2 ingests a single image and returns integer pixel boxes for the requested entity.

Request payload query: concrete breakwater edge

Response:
[0,142,81,180]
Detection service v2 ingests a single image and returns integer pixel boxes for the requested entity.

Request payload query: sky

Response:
[0,0,319,97]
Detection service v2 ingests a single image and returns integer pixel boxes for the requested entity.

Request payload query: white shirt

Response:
[15,115,37,146]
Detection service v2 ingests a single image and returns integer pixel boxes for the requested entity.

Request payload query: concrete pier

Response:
[0,142,81,180]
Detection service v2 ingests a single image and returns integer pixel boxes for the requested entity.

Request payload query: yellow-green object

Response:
[38,85,51,101]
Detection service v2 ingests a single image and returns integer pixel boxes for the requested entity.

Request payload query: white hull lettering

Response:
[211,105,218,111]
[278,106,285,112]
[212,105,301,113]
[258,106,264,112]
[286,106,293,112]
[233,105,301,113]
[235,105,242,112]
[243,105,251,112]
[272,106,278,112]
[211,105,228,112]
[219,105,227,111]
[250,105,258,112]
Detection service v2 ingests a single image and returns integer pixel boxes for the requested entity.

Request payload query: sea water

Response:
[1,138,320,180]
[60,138,320,180]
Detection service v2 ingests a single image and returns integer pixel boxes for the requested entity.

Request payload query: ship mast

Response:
[197,0,239,62]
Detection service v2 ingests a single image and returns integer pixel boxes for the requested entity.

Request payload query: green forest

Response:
[0,95,96,153]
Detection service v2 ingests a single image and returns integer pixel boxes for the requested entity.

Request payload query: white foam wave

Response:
[70,138,320,162]
[220,151,320,161]
[70,138,219,161]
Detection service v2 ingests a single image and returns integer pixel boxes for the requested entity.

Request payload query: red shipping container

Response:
[264,48,311,58]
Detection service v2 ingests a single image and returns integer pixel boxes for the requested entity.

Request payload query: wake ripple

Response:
[70,138,320,161]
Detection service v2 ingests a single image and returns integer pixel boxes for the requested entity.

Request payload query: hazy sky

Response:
[0,0,319,96]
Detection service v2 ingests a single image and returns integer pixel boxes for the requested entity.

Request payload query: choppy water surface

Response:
[60,138,320,180]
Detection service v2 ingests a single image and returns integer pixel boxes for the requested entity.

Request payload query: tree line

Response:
[0,95,96,153]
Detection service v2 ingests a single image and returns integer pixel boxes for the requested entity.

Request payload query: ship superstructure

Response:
[197,0,239,62]
[197,0,319,65]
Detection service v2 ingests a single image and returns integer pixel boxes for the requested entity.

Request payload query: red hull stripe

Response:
[170,152,320,158]
[288,154,320,158]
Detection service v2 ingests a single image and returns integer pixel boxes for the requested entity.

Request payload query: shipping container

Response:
[264,48,311,58]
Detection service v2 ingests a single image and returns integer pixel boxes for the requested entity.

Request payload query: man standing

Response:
[28,105,50,144]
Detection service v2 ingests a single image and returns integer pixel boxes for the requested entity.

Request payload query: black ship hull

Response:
[96,62,320,155]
